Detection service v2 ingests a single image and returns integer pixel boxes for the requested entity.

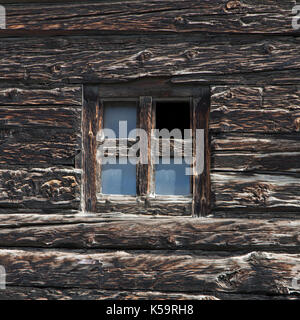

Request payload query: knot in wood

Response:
[7,89,19,102]
[226,91,233,99]
[174,16,187,25]
[217,269,244,289]
[225,0,241,10]
[294,117,300,131]
[245,183,270,204]
[263,44,275,54]
[136,50,152,63]
[185,50,198,61]
[51,64,62,74]
[85,63,94,72]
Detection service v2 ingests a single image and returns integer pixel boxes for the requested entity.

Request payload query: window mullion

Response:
[137,96,153,196]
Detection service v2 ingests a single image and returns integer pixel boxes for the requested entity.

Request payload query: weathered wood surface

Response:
[211,108,299,133]
[211,85,300,111]
[171,69,300,86]
[96,198,192,216]
[0,215,299,252]
[212,133,300,173]
[212,172,300,210]
[137,96,153,196]
[0,249,299,295]
[211,133,300,153]
[1,286,300,300]
[0,128,80,166]
[0,1,297,34]
[0,107,80,129]
[212,152,300,172]
[211,85,300,132]
[0,85,81,106]
[0,169,80,213]
[0,0,298,301]
[1,35,300,84]
[264,86,300,109]
[0,287,218,300]
[0,85,81,166]
[82,85,101,212]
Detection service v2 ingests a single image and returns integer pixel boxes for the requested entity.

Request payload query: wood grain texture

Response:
[0,215,299,252]
[192,89,211,216]
[264,86,300,110]
[0,286,218,300]
[137,96,153,196]
[82,85,101,212]
[96,198,192,216]
[0,107,80,129]
[0,85,81,106]
[211,85,300,111]
[2,286,300,300]
[211,86,300,133]
[211,133,300,153]
[1,35,300,84]
[212,172,300,211]
[171,69,300,86]
[212,152,300,173]
[0,128,80,167]
[0,249,299,295]
[0,168,80,213]
[1,1,297,34]
[0,0,299,301]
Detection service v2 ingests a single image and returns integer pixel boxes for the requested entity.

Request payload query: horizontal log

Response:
[212,152,300,172]
[0,286,218,300]
[0,249,299,294]
[0,85,81,105]
[1,1,297,34]
[211,172,300,210]
[211,85,300,111]
[0,128,80,166]
[0,168,80,212]
[0,215,299,252]
[0,107,81,129]
[211,133,300,152]
[210,108,300,133]
[171,69,300,86]
[0,35,300,83]
[1,286,298,300]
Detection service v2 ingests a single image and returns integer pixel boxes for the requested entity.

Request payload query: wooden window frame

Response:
[82,80,211,217]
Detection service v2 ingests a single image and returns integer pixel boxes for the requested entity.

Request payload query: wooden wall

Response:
[0,0,299,300]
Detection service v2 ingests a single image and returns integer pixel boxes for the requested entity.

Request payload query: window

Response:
[82,80,210,216]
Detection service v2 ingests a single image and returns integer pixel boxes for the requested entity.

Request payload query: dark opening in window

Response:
[155,101,190,134]
[154,101,191,196]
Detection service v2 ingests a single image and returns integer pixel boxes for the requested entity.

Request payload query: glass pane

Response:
[102,158,136,195]
[103,101,137,138]
[155,158,191,195]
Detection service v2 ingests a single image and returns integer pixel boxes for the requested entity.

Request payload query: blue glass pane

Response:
[103,101,137,138]
[155,158,191,195]
[102,158,136,195]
